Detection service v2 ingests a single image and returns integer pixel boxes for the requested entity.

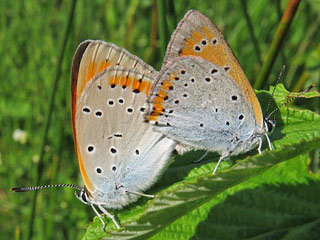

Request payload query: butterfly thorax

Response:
[189,123,266,158]
[227,126,266,157]
[86,183,139,209]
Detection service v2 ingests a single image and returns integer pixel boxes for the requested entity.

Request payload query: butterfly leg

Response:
[90,204,106,231]
[257,137,263,155]
[125,189,154,198]
[193,151,209,163]
[97,205,120,229]
[265,133,273,151]
[212,154,228,174]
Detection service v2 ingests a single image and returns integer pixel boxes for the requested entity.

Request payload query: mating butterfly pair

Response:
[12,10,276,230]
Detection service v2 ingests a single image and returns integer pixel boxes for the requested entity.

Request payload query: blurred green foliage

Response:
[0,0,319,239]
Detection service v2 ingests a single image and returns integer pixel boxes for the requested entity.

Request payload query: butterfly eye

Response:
[81,194,87,202]
[265,118,276,133]
[75,190,88,204]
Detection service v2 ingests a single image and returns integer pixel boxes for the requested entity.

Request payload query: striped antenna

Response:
[266,83,315,120]
[265,65,286,116]
[11,183,83,192]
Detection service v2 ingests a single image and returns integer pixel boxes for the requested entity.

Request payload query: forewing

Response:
[163,10,263,126]
[71,40,159,192]
[76,67,176,194]
[147,56,257,152]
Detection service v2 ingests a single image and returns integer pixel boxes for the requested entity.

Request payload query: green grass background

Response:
[0,0,319,239]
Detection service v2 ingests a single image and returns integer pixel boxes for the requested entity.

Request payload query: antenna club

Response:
[307,84,315,90]
[266,84,315,119]
[10,187,26,192]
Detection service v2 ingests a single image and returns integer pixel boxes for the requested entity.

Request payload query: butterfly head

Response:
[264,117,276,134]
[75,188,90,205]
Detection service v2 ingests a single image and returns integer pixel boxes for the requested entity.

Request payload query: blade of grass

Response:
[157,0,168,59]
[124,0,139,49]
[309,72,320,173]
[254,0,301,89]
[240,0,262,66]
[287,16,320,89]
[46,125,64,239]
[26,0,77,239]
[292,72,309,93]
[145,0,159,65]
[14,225,20,240]
[274,0,287,65]
[166,0,176,34]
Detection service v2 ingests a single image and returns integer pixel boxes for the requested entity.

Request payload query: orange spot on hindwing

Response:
[158,90,167,98]
[153,96,164,104]
[147,73,178,122]
[161,80,173,90]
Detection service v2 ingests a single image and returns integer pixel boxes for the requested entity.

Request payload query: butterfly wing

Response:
[72,40,157,120]
[75,66,176,208]
[71,40,165,198]
[147,56,258,156]
[162,10,263,127]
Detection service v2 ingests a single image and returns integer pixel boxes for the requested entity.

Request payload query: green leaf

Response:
[258,83,320,107]
[162,179,320,240]
[83,86,320,240]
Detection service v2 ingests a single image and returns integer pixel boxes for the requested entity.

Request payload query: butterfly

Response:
[145,10,274,174]
[12,40,177,230]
